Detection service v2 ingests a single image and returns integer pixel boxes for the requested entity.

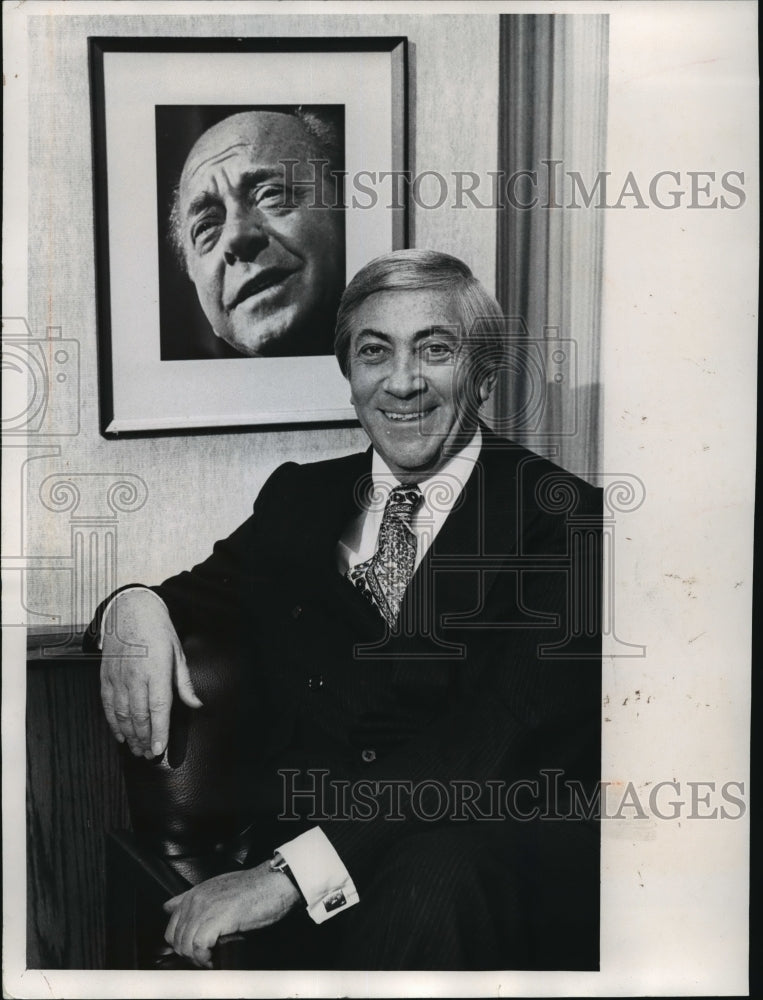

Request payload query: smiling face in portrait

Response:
[178,111,345,357]
[347,288,485,480]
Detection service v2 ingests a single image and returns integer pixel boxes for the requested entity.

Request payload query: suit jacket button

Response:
[361,748,376,764]
[291,605,303,620]
[307,675,324,690]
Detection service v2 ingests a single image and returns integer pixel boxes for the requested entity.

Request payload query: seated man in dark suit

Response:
[94,249,601,971]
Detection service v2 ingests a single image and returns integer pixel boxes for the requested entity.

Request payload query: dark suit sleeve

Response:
[83,462,300,650]
[319,477,602,886]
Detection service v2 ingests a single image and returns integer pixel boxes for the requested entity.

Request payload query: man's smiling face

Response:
[347,288,480,480]
[178,111,344,356]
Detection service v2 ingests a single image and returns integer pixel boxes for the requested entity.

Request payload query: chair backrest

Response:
[119,633,254,858]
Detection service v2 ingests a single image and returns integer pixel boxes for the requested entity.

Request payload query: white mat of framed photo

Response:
[90,38,407,434]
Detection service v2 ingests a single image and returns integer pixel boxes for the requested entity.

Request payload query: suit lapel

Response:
[394,428,525,654]
[291,448,388,633]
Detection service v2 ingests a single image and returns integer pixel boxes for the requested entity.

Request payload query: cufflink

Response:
[322,889,347,913]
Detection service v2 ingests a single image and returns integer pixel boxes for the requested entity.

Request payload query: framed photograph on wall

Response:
[89,36,408,435]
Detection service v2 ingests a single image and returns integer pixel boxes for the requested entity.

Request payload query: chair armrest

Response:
[119,632,257,856]
[106,630,260,969]
[107,830,250,970]
[109,830,191,897]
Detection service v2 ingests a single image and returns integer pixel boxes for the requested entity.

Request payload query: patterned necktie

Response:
[347,484,424,627]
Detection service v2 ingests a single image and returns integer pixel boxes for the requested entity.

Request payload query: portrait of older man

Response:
[156,105,345,360]
[91,249,602,971]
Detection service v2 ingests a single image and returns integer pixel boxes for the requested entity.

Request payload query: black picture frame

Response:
[89,36,408,436]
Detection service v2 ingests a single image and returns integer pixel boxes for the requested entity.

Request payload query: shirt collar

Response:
[370,427,483,507]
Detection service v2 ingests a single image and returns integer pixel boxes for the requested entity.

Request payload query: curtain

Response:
[493,14,609,481]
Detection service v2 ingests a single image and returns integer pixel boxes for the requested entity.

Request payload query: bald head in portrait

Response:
[156,105,345,360]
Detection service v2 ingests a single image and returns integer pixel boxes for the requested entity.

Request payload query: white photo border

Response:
[89,37,407,435]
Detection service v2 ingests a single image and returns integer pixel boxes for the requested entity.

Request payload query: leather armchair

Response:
[104,633,256,970]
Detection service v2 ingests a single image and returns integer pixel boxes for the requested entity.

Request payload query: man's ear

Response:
[479,373,497,402]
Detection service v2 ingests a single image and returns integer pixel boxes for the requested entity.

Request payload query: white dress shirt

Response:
[101,429,483,923]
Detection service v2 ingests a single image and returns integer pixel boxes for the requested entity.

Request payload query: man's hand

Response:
[99,589,202,758]
[163,861,301,968]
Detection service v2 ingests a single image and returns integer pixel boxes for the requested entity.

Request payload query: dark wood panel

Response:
[26,654,130,969]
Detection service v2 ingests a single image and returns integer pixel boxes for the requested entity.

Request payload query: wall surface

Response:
[598,5,756,994]
[23,11,499,628]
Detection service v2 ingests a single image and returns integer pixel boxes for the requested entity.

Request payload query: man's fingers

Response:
[190,922,218,968]
[100,684,126,744]
[129,682,152,755]
[164,905,181,948]
[112,686,141,753]
[147,672,173,758]
[167,889,219,966]
[173,645,203,709]
[99,591,182,749]
[164,892,192,950]
[99,606,196,757]
[176,901,203,961]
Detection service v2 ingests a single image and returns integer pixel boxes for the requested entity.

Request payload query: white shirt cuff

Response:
[97,587,168,649]
[277,827,359,924]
